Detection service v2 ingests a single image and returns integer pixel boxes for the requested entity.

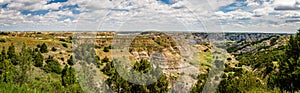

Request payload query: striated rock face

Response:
[223,33,289,41]
[110,32,228,92]
[138,51,149,60]
[123,32,210,92]
[228,35,290,55]
[131,51,140,60]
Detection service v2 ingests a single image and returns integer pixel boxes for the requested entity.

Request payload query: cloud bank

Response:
[0,0,299,33]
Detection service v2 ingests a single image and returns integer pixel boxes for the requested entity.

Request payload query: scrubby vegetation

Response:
[0,39,5,43]
[40,43,48,53]
[51,47,57,51]
[101,59,170,93]
[62,43,68,48]
[0,31,299,93]
[211,29,300,93]
[0,43,82,92]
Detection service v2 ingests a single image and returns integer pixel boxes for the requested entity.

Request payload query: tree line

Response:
[0,43,81,92]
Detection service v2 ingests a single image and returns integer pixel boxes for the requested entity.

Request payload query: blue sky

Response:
[0,0,299,33]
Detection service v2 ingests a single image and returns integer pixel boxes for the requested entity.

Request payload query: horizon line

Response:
[0,30,296,34]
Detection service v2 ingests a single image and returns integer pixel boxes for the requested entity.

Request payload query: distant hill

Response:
[224,33,289,55]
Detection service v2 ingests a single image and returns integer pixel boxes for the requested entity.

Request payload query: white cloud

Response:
[253,7,273,17]
[211,0,300,32]
[43,3,62,10]
[0,0,299,32]
[273,0,296,7]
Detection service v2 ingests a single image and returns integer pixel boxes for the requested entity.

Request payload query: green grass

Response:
[189,51,213,70]
[0,82,47,93]
[0,36,62,50]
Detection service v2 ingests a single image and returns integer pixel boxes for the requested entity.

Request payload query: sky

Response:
[0,0,299,33]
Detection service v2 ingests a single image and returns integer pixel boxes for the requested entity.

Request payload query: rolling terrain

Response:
[0,31,297,93]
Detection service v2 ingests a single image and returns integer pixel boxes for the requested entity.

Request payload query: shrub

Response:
[7,43,18,65]
[95,45,101,49]
[61,65,76,86]
[103,46,109,52]
[101,61,115,76]
[101,56,109,63]
[66,50,72,53]
[37,44,41,48]
[59,38,66,42]
[34,52,44,67]
[60,58,64,61]
[34,48,39,52]
[0,32,9,35]
[40,43,48,53]
[227,58,232,61]
[67,56,74,65]
[44,58,62,74]
[62,43,68,48]
[0,39,5,43]
[68,36,73,41]
[51,47,57,51]
[95,56,101,68]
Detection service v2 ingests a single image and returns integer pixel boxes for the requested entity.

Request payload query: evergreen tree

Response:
[101,56,109,63]
[62,43,68,48]
[191,73,208,93]
[216,71,264,93]
[133,59,151,73]
[95,56,102,68]
[106,71,130,93]
[101,60,115,76]
[61,65,69,86]
[147,74,169,93]
[17,43,33,86]
[0,59,13,83]
[102,59,169,93]
[0,47,6,61]
[7,43,15,59]
[7,43,18,65]
[51,47,57,51]
[103,46,110,52]
[34,51,44,67]
[276,29,300,92]
[131,84,150,93]
[40,43,48,53]
[44,57,62,74]
[37,44,41,48]
[61,65,76,86]
[68,66,76,85]
[67,56,74,66]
